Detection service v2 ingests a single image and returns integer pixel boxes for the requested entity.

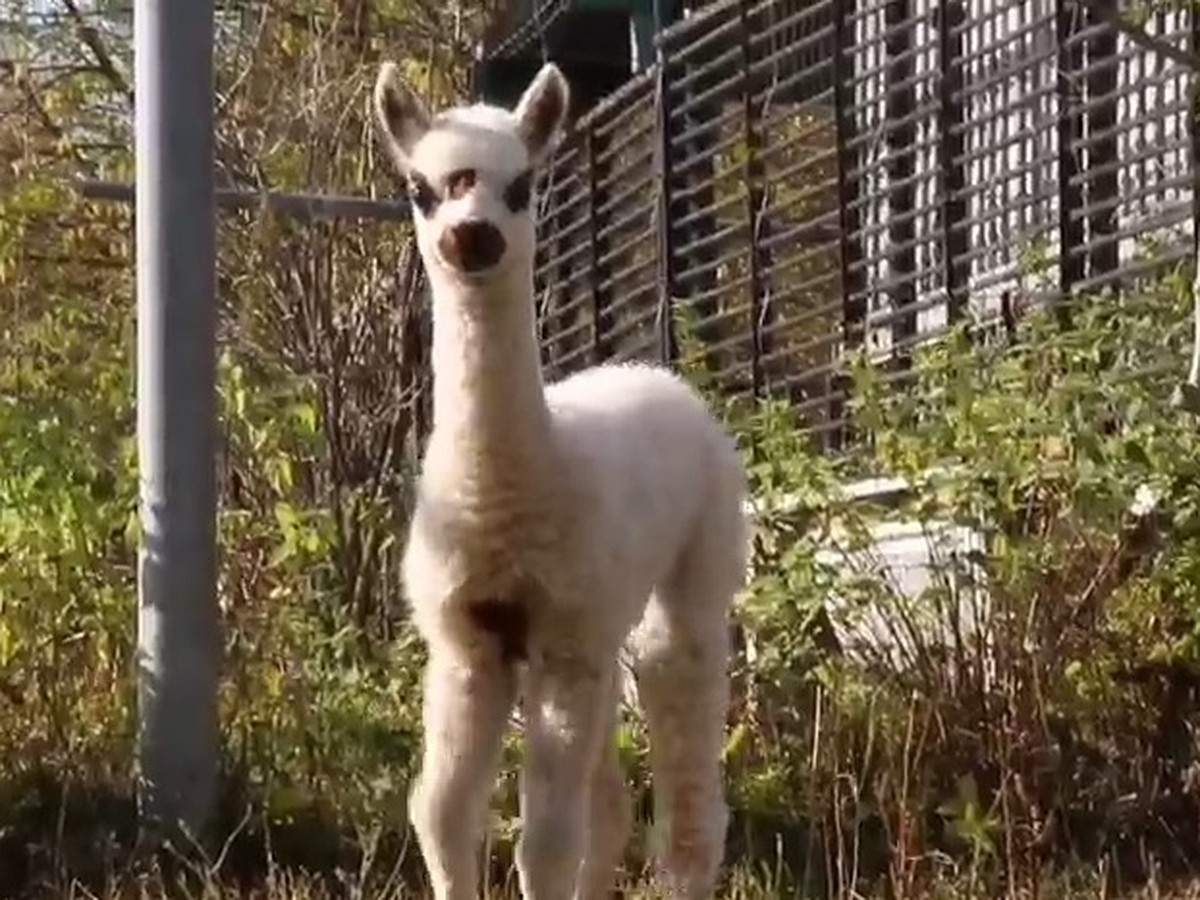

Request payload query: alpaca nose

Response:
[439,220,507,272]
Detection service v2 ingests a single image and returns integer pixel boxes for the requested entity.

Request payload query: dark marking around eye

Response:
[446,168,477,200]
[408,172,439,216]
[503,170,533,213]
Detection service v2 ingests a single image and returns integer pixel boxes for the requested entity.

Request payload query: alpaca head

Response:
[373,62,570,286]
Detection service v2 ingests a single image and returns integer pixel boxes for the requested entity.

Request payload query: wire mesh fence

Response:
[532,0,1198,452]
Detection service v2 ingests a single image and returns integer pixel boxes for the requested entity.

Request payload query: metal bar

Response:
[738,0,764,398]
[936,0,967,324]
[1056,0,1085,327]
[538,167,578,375]
[1193,0,1200,289]
[830,0,866,453]
[556,164,583,373]
[587,126,613,363]
[78,179,411,222]
[884,0,918,367]
[667,45,722,373]
[655,60,679,365]
[1179,4,1200,412]
[1084,0,1120,287]
[133,0,219,844]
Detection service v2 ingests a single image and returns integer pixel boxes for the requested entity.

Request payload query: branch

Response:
[57,0,134,106]
[11,71,64,140]
[0,60,88,165]
[1078,0,1200,72]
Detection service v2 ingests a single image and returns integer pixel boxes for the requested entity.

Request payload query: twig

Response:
[1078,0,1200,73]
[57,0,134,105]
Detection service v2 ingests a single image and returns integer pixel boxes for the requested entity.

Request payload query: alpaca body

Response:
[372,59,747,900]
[405,358,747,667]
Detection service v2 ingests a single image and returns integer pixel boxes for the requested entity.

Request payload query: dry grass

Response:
[29,866,1200,900]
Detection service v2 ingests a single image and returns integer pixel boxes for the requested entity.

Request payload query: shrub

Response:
[721,268,1200,897]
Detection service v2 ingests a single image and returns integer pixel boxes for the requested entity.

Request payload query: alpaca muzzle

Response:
[440,220,507,273]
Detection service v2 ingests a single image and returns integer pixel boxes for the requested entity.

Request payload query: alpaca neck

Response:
[427,267,552,475]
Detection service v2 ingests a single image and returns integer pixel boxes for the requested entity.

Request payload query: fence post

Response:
[134,0,220,845]
[884,0,917,367]
[936,0,967,323]
[1084,0,1120,287]
[1055,0,1085,326]
[830,0,866,451]
[655,58,679,365]
[739,0,766,398]
[587,125,613,363]
[542,160,581,377]
[1193,0,1200,290]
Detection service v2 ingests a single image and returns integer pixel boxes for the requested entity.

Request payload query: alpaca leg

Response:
[516,652,611,900]
[574,666,633,900]
[633,556,736,898]
[410,646,517,900]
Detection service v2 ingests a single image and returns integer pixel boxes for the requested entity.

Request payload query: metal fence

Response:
[531,0,1197,450]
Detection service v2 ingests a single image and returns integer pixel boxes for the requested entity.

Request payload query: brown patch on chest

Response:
[465,597,530,664]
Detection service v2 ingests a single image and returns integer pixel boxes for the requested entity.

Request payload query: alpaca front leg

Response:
[516,655,609,900]
[410,647,517,900]
[575,665,632,900]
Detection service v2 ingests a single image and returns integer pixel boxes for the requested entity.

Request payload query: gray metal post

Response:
[134,0,220,843]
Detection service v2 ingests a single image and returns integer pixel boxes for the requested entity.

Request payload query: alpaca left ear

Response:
[514,63,570,164]
[374,61,432,176]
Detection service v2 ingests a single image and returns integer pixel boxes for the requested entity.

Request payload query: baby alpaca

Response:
[373,60,749,900]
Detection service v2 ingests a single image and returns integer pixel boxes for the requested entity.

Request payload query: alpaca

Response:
[373,60,750,900]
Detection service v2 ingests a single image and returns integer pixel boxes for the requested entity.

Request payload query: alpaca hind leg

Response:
[633,547,737,898]
[516,651,612,900]
[574,665,633,900]
[409,646,517,900]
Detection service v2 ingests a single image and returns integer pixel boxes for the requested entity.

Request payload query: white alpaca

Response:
[373,60,750,900]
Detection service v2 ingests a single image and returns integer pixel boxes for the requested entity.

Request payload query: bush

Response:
[721,268,1200,897]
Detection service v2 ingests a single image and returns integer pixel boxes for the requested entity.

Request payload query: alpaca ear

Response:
[373,62,431,175]
[514,63,570,164]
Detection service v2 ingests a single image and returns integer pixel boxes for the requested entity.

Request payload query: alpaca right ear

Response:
[373,62,431,176]
[514,63,570,165]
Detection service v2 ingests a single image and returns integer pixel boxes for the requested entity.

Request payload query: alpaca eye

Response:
[446,168,478,200]
[408,173,440,217]
[503,170,533,213]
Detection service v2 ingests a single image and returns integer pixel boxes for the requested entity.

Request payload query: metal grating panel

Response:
[533,0,1198,450]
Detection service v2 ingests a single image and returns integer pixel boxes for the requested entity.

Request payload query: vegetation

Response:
[7,2,1200,898]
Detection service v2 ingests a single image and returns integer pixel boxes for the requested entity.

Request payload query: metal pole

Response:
[134,0,219,844]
